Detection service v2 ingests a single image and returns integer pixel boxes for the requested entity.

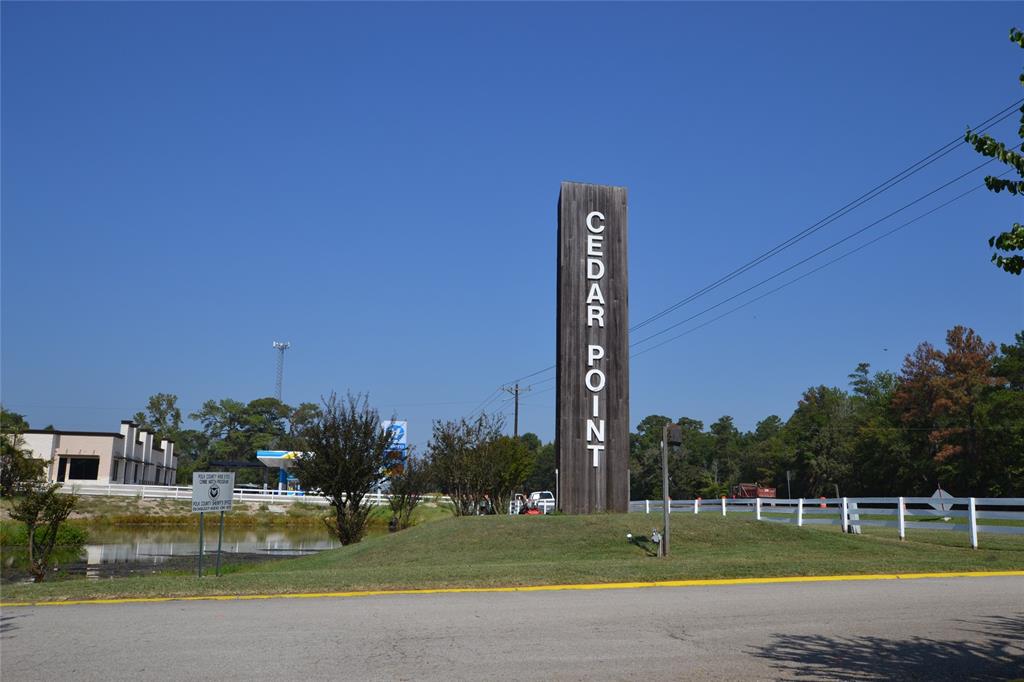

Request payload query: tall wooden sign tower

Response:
[556,181,630,514]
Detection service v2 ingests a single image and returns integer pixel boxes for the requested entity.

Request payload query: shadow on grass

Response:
[749,613,1024,681]
[627,535,658,558]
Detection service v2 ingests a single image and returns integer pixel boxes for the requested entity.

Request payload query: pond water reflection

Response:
[2,525,342,582]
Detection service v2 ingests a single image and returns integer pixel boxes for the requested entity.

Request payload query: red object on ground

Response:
[731,483,777,498]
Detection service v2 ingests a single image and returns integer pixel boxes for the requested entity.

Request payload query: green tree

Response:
[291,393,395,545]
[482,435,535,515]
[132,393,182,440]
[426,413,504,515]
[708,416,743,494]
[521,433,556,492]
[9,483,77,582]
[992,331,1024,390]
[629,415,672,500]
[1,409,44,497]
[740,415,789,491]
[785,386,854,497]
[965,28,1024,275]
[845,363,915,495]
[189,396,295,484]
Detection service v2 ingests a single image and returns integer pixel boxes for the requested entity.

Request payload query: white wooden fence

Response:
[628,496,1024,549]
[60,482,453,508]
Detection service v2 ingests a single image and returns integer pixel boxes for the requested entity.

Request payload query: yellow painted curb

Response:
[2,571,1022,608]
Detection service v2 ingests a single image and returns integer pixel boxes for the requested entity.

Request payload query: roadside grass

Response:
[3,512,1021,604]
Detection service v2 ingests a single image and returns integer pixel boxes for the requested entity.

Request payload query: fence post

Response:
[721,496,727,516]
[797,498,804,527]
[898,497,905,541]
[645,499,650,514]
[693,498,699,515]
[755,497,762,521]
[968,497,978,549]
[841,497,849,533]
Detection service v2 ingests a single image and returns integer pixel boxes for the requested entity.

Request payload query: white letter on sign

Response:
[587,344,605,367]
[587,258,605,280]
[586,211,605,233]
[585,369,606,392]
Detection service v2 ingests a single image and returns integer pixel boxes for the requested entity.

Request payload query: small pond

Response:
[1,526,341,582]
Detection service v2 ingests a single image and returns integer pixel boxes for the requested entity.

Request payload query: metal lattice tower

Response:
[272,341,290,401]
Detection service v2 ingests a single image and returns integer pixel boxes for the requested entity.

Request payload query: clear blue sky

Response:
[3,2,1022,452]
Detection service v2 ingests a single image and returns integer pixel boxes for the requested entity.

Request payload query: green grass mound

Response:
[4,513,1022,604]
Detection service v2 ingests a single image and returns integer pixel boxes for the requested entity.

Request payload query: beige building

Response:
[21,420,177,486]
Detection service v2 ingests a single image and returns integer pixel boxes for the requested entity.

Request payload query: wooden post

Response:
[755,498,762,521]
[797,498,804,527]
[841,497,849,533]
[721,496,727,516]
[661,431,669,557]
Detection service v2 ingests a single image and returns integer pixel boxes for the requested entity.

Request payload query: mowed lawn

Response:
[3,513,1022,603]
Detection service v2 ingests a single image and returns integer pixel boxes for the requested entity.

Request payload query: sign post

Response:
[661,424,682,557]
[216,511,225,576]
[192,472,234,578]
[198,512,204,577]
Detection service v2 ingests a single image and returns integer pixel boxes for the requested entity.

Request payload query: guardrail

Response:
[628,496,1024,549]
[60,482,452,508]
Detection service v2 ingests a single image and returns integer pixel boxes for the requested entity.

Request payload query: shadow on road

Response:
[0,614,28,636]
[748,613,1024,681]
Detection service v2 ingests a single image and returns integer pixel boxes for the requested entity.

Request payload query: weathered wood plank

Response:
[556,181,629,514]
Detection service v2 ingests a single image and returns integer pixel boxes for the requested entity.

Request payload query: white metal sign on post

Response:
[192,471,235,512]
[192,472,234,577]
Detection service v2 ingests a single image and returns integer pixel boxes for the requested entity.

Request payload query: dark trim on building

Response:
[24,429,124,438]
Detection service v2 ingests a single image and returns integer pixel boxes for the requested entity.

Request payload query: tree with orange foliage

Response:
[892,326,1002,492]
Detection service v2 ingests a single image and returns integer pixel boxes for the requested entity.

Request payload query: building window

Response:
[112,461,120,481]
[68,458,100,480]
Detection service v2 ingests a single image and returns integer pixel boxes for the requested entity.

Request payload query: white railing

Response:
[629,496,1024,549]
[60,482,453,508]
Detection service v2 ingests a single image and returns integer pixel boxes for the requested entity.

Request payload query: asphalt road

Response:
[2,577,1022,681]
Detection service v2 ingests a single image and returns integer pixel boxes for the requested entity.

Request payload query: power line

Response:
[630,176,996,359]
[498,99,1021,389]
[630,156,998,350]
[628,98,1023,333]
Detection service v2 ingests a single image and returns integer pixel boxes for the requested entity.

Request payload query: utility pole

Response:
[272,341,290,401]
[500,383,531,437]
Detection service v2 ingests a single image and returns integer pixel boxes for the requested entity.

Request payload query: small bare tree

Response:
[292,393,396,545]
[386,452,430,530]
[9,483,78,582]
